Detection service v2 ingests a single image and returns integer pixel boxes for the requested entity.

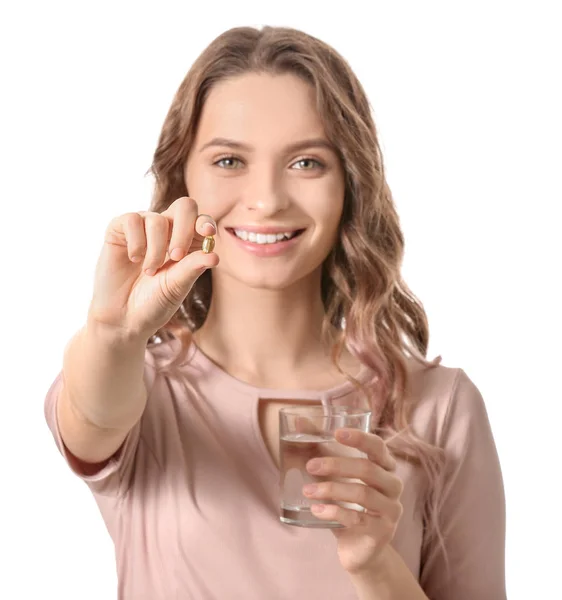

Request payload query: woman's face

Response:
[185,72,345,291]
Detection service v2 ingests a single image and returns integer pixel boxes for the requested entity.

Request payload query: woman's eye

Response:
[293,158,323,170]
[215,156,242,169]
[213,156,323,170]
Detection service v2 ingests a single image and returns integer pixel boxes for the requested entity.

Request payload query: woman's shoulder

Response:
[143,336,227,401]
[143,336,202,380]
[140,337,200,408]
[403,355,487,446]
[404,354,461,401]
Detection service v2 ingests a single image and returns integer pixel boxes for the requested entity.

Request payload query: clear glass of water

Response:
[279,405,372,528]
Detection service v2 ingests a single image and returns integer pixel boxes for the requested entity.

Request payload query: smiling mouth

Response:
[227,228,305,245]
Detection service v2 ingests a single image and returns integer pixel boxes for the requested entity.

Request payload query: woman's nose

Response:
[242,169,290,215]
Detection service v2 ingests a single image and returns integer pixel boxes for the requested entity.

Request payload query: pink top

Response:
[44,340,506,599]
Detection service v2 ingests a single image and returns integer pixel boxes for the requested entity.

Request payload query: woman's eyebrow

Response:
[199,137,336,154]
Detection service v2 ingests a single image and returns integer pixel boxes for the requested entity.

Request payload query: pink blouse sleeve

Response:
[419,369,507,599]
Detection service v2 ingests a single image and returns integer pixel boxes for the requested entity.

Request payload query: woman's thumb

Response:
[163,250,218,304]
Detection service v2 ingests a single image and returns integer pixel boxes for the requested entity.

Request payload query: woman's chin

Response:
[216,265,318,292]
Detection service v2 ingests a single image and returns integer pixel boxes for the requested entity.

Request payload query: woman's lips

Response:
[225,227,305,257]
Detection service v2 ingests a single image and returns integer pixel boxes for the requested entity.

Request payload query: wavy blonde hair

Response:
[147,25,446,566]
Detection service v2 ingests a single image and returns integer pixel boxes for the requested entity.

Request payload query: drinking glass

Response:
[279,405,372,528]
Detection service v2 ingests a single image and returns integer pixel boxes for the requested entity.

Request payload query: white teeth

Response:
[233,229,298,244]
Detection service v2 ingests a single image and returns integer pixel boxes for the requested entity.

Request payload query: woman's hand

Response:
[88,196,219,341]
[302,429,403,575]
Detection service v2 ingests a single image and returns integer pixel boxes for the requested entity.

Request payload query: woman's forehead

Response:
[195,73,326,148]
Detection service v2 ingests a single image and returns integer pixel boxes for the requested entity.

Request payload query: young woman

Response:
[44,25,506,599]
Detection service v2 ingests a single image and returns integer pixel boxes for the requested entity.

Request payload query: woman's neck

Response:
[193,270,351,388]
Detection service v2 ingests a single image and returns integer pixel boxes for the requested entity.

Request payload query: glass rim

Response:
[278,405,372,417]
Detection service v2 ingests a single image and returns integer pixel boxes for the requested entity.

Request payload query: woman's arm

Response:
[57,320,148,467]
[419,369,506,599]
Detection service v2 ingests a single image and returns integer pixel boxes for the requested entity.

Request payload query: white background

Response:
[1,1,560,598]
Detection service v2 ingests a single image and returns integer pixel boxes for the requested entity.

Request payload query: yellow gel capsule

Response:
[202,235,215,254]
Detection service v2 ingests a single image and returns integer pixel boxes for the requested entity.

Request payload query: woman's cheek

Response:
[188,171,240,218]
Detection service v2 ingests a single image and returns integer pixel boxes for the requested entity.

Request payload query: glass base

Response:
[280,506,344,529]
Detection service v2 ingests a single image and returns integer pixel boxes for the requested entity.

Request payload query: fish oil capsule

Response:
[202,235,215,254]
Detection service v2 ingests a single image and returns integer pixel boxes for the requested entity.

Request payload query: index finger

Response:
[161,197,198,259]
[161,198,216,259]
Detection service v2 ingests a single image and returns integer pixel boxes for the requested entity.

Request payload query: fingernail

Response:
[303,484,318,495]
[130,256,142,263]
[307,459,322,473]
[337,430,351,441]
[202,222,216,235]
[311,504,325,513]
[145,268,156,276]
[170,248,184,261]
